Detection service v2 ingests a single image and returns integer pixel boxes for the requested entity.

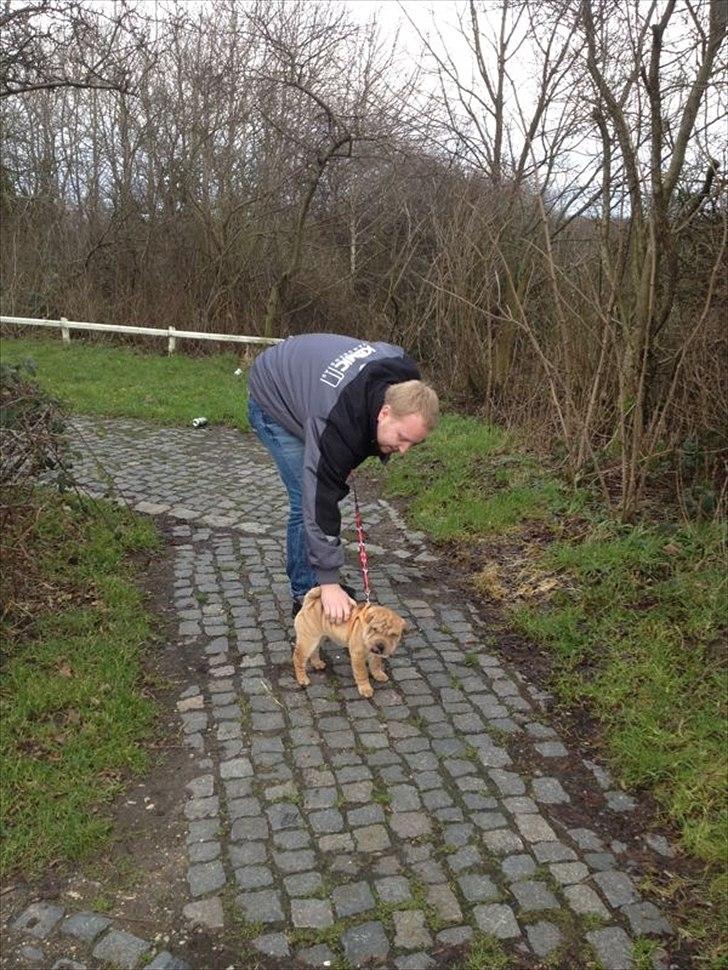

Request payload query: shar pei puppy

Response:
[293,587,407,698]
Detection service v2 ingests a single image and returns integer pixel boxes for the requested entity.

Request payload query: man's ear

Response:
[378,404,391,422]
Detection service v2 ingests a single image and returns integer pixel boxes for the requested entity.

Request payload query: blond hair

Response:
[385,380,439,430]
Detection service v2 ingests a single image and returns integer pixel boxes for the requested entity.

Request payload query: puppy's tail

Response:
[302,586,322,605]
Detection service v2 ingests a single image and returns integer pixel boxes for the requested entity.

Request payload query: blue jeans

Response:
[247,397,318,600]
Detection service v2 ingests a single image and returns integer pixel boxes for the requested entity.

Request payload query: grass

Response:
[0,492,160,876]
[0,335,249,430]
[460,931,511,970]
[514,520,727,867]
[375,412,578,539]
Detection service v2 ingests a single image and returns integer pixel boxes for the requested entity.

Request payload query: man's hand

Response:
[320,583,356,624]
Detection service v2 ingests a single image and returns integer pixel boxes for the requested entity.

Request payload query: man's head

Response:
[376,380,439,455]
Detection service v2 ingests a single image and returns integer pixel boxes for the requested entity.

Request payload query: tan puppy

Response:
[293,587,406,698]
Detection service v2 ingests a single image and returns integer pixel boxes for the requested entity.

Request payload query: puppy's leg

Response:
[368,652,389,683]
[310,643,326,671]
[293,633,323,687]
[349,628,373,698]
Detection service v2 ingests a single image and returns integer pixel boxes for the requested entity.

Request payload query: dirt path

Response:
[2,417,680,970]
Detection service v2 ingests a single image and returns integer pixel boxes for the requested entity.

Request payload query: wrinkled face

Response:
[376,405,429,456]
[362,606,407,657]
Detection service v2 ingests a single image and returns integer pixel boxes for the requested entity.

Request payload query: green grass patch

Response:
[0,336,249,429]
[514,519,727,870]
[0,492,160,876]
[461,931,511,970]
[370,413,576,539]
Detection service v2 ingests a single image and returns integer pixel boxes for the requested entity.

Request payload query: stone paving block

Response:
[442,822,474,846]
[235,865,274,889]
[482,829,524,854]
[229,842,266,866]
[503,796,539,815]
[284,871,323,896]
[514,813,558,842]
[569,827,604,851]
[526,920,563,958]
[291,899,333,930]
[60,912,111,943]
[18,946,45,966]
[318,833,354,853]
[183,897,225,929]
[275,829,311,850]
[187,860,225,897]
[549,861,589,884]
[51,960,88,970]
[510,879,559,912]
[92,929,151,968]
[342,921,390,966]
[310,808,345,833]
[228,796,261,819]
[251,933,290,958]
[472,903,521,939]
[606,790,637,812]
[145,953,191,969]
[563,884,610,919]
[296,943,337,966]
[236,890,285,924]
[332,881,376,917]
[593,870,639,907]
[472,810,508,830]
[389,812,432,838]
[273,848,316,873]
[623,901,673,936]
[188,842,220,862]
[457,874,500,903]
[393,910,432,949]
[533,841,577,863]
[267,802,304,830]
[437,925,473,946]
[426,884,462,923]
[375,875,412,903]
[532,777,570,804]
[354,824,391,852]
[348,804,386,827]
[184,795,219,820]
[500,853,537,882]
[394,954,436,970]
[447,845,483,873]
[586,927,634,969]
[12,902,65,939]
[304,787,337,810]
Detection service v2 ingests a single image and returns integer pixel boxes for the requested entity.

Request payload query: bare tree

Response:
[0,0,155,99]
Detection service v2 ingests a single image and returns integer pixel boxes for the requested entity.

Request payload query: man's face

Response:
[376,405,430,455]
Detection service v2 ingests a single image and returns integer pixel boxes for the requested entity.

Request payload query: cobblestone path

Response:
[7,417,675,970]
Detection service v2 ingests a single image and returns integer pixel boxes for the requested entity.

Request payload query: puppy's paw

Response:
[372,670,389,682]
[310,658,326,671]
[295,674,311,687]
[357,682,374,698]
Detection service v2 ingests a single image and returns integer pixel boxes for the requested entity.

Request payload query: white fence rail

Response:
[0,315,282,354]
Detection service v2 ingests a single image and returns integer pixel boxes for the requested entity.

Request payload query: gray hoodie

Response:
[248,333,420,584]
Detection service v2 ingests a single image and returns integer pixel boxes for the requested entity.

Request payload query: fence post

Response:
[168,326,176,356]
[60,317,71,345]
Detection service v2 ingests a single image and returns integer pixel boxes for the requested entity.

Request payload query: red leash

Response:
[351,481,371,604]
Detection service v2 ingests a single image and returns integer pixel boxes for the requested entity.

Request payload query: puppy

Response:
[293,587,406,698]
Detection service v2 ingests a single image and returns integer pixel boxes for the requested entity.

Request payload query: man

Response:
[247,333,439,624]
